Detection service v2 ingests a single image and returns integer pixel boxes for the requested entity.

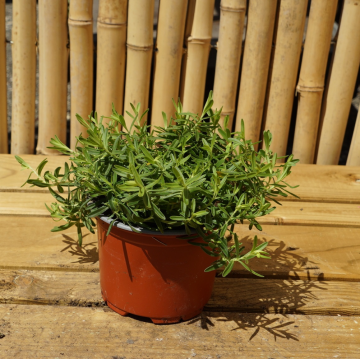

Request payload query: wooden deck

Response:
[0,154,360,358]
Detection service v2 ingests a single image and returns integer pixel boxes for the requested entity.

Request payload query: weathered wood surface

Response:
[2,154,360,359]
[0,270,102,307]
[1,269,360,317]
[1,215,360,281]
[0,304,359,359]
[2,192,360,227]
[2,155,360,203]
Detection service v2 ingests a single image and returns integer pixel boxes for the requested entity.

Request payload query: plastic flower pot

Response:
[97,216,217,324]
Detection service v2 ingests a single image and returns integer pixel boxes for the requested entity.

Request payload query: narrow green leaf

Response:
[222,261,234,277]
[36,159,48,176]
[88,206,109,218]
[173,166,186,186]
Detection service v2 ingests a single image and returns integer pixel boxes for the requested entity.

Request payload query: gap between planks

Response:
[0,304,359,358]
[0,269,359,317]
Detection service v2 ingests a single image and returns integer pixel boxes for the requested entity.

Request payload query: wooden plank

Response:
[1,269,360,317]
[1,216,360,281]
[0,192,52,217]
[2,192,360,227]
[288,164,360,204]
[0,270,102,307]
[0,304,359,358]
[1,155,360,203]
[258,201,360,227]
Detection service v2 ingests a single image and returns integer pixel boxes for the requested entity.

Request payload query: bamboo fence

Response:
[316,0,360,165]
[235,0,277,149]
[124,0,155,129]
[293,0,338,164]
[213,0,246,129]
[151,0,188,128]
[11,0,36,154]
[182,0,215,116]
[96,0,127,121]
[262,0,308,158]
[68,0,93,149]
[1,0,360,167]
[0,0,6,153]
[37,0,68,155]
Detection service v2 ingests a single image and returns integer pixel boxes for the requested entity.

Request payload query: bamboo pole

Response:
[69,0,93,149]
[260,3,280,145]
[293,0,338,164]
[11,0,36,154]
[314,30,339,162]
[316,0,360,165]
[0,0,7,154]
[347,108,360,166]
[235,0,277,149]
[151,0,188,128]
[179,0,196,103]
[37,0,68,155]
[96,0,127,121]
[123,0,155,129]
[182,0,215,116]
[262,0,308,158]
[213,0,246,129]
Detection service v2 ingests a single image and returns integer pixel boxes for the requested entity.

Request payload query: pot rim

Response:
[98,216,191,236]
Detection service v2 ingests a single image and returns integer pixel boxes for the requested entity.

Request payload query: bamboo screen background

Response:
[0,0,360,166]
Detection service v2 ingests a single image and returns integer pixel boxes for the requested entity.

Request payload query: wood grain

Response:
[1,269,360,317]
[2,192,360,227]
[0,304,359,358]
[1,216,360,281]
[1,155,360,203]
[0,270,102,307]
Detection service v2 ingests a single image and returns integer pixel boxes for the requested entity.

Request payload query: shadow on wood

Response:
[188,312,299,342]
[61,234,99,265]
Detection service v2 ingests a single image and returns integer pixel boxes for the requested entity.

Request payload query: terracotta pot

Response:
[96,216,217,324]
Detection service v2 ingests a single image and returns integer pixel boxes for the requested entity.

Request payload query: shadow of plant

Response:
[231,236,320,280]
[61,234,99,264]
[227,313,299,341]
[188,234,328,342]
[188,312,299,342]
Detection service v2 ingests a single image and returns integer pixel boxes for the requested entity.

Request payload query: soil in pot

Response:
[97,217,217,324]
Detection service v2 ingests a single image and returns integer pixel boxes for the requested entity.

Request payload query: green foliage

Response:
[15,92,299,277]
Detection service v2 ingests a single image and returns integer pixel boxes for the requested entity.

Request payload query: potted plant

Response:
[16,92,298,324]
